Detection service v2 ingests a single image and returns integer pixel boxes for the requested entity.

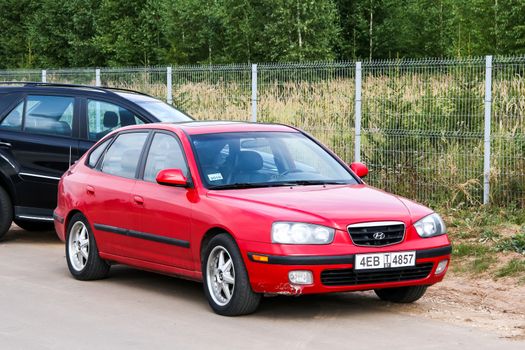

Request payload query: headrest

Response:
[103,111,118,128]
[237,151,263,172]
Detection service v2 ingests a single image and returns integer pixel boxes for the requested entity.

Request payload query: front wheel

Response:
[202,234,261,316]
[374,285,428,303]
[66,213,110,280]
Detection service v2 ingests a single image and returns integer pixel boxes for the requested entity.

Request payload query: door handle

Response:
[0,141,12,148]
[86,185,95,195]
[133,195,144,205]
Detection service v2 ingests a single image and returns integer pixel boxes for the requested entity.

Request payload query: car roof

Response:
[116,121,299,135]
[0,82,152,99]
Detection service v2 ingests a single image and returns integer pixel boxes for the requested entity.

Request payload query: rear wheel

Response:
[0,187,13,240]
[14,219,54,232]
[374,285,428,303]
[202,234,261,316]
[66,213,110,280]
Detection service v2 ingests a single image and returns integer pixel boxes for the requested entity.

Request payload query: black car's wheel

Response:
[202,233,261,316]
[375,285,428,303]
[66,213,110,280]
[0,187,13,240]
[14,219,54,232]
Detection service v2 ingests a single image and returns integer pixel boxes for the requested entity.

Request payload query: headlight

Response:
[414,213,446,238]
[272,222,335,244]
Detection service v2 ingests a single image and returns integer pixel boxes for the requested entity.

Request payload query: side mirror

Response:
[349,162,368,178]
[156,168,188,187]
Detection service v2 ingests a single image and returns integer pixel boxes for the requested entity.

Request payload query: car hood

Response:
[207,184,432,230]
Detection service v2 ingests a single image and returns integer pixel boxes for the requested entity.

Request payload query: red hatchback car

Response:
[54,121,451,316]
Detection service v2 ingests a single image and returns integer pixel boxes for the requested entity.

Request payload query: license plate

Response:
[355,251,416,270]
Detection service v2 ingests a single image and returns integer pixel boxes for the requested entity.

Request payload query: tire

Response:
[14,219,54,232]
[374,285,428,303]
[0,187,13,240]
[202,233,261,316]
[65,213,110,280]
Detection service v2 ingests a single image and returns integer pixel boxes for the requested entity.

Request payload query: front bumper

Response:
[243,245,451,295]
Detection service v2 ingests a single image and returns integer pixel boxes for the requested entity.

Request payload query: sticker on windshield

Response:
[208,173,223,181]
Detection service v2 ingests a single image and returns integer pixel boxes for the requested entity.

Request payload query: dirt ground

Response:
[383,273,525,340]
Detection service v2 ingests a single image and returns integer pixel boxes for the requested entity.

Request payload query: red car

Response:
[54,122,451,316]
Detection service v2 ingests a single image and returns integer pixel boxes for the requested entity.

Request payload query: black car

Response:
[0,82,192,238]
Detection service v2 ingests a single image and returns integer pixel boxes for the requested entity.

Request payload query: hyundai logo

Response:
[373,232,386,240]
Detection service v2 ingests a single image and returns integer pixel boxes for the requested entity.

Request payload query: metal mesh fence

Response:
[0,69,41,82]
[101,67,168,101]
[0,57,524,208]
[258,62,355,162]
[492,57,525,207]
[361,58,486,206]
[172,64,252,121]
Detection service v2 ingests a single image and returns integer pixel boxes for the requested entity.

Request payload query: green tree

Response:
[93,0,170,66]
[0,0,40,68]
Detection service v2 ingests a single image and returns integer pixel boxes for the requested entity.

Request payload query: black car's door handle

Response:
[0,141,12,148]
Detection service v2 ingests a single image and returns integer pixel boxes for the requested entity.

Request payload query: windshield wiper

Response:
[277,180,350,186]
[208,183,273,190]
[209,180,350,190]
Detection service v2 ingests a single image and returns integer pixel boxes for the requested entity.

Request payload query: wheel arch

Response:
[64,209,84,233]
[199,227,237,264]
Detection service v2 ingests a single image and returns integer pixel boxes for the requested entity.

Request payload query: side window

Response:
[24,95,74,137]
[100,132,148,179]
[87,100,145,141]
[87,137,113,168]
[0,101,23,130]
[143,133,188,182]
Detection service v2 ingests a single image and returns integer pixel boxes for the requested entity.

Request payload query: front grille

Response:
[320,263,433,286]
[347,221,405,246]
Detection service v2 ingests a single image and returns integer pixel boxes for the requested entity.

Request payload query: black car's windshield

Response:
[191,131,358,189]
[117,92,193,122]
[136,101,192,122]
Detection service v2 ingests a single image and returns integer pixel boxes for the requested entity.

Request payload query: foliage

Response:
[2,0,525,69]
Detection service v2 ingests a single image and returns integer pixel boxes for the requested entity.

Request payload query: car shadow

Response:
[1,224,60,245]
[105,265,207,306]
[104,265,389,318]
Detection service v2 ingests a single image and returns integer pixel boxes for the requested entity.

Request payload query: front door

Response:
[132,131,193,270]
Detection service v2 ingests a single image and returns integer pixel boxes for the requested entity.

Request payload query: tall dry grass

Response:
[2,65,522,207]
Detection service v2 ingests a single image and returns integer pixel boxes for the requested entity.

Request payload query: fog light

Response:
[288,270,313,285]
[435,259,449,275]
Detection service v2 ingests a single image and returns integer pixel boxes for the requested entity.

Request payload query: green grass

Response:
[496,259,525,278]
[444,207,525,281]
[453,243,491,258]
[495,232,525,255]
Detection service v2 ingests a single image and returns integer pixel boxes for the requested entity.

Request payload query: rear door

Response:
[0,94,80,217]
[85,131,149,257]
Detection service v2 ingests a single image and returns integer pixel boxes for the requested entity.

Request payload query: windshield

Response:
[191,131,358,189]
[136,101,193,122]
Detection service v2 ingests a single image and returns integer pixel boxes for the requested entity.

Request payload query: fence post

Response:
[95,68,101,87]
[41,70,47,83]
[166,66,173,105]
[251,64,258,122]
[354,62,362,162]
[483,55,493,205]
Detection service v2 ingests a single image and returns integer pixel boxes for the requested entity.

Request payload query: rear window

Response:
[24,95,74,137]
[87,137,113,168]
[100,132,148,179]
